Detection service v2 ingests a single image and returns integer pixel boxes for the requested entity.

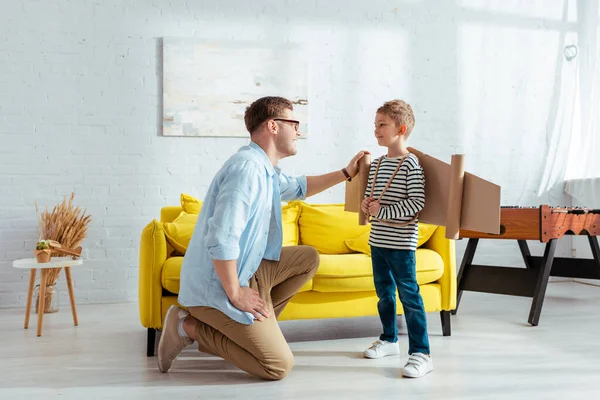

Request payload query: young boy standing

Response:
[361,100,432,378]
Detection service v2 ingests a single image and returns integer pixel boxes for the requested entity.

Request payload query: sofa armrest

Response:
[139,219,168,329]
[422,226,456,311]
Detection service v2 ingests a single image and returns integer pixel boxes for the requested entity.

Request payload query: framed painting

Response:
[162,38,308,138]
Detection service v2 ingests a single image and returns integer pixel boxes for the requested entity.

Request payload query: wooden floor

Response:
[1,281,599,399]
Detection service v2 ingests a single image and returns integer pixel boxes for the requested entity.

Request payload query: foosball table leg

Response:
[588,235,600,271]
[528,239,558,326]
[517,240,532,269]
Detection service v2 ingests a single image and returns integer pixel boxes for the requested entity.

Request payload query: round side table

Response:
[13,257,83,337]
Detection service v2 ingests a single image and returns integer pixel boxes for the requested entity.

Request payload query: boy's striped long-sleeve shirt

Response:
[366,154,425,251]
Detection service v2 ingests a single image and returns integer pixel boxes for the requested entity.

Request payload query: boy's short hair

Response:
[244,96,293,135]
[377,100,415,137]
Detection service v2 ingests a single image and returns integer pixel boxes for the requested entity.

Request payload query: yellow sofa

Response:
[139,199,456,356]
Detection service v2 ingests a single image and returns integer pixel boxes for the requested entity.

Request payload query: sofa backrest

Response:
[294,201,438,254]
[159,201,438,256]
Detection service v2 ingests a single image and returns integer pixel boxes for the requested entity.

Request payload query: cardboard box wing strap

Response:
[344,147,501,240]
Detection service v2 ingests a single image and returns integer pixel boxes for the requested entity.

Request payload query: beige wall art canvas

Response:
[162,38,309,138]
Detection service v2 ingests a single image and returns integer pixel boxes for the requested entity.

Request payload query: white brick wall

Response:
[0,0,574,308]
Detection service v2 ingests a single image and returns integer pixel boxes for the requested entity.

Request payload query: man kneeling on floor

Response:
[157,96,368,380]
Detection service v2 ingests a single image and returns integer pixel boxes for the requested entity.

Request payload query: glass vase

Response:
[34,283,59,314]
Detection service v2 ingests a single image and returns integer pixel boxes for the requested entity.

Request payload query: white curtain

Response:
[564,0,600,207]
[539,0,600,207]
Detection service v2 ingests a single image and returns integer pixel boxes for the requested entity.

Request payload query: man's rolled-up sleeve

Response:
[278,171,307,201]
[205,161,263,260]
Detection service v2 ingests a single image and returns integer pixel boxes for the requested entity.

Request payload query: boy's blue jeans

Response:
[370,245,430,355]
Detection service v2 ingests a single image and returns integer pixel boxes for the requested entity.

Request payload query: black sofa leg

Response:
[147,328,157,357]
[440,311,451,336]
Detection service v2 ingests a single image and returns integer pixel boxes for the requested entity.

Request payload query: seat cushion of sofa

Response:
[161,256,313,294]
[162,257,184,294]
[313,248,444,292]
[278,283,443,320]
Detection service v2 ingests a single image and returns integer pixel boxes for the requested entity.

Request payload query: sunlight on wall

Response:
[457,0,576,22]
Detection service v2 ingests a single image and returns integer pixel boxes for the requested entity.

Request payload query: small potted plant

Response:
[34,240,52,263]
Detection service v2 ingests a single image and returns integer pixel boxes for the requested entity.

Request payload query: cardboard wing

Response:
[344,148,501,239]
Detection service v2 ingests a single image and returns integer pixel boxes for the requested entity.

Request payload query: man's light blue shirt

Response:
[178,141,307,325]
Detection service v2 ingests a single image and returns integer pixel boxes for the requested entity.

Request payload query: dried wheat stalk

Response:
[35,193,91,312]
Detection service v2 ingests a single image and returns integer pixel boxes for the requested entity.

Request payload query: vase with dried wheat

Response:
[35,193,91,314]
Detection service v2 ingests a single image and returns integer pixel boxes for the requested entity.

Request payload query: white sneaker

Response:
[363,340,400,359]
[401,353,433,378]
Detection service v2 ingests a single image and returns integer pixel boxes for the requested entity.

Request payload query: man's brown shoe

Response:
[157,305,193,372]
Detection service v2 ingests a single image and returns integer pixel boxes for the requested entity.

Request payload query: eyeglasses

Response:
[273,118,300,132]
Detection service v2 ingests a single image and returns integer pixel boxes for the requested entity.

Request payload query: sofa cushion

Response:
[181,193,202,214]
[162,201,300,255]
[162,256,184,294]
[417,223,439,246]
[315,253,373,278]
[312,249,445,292]
[297,202,370,254]
[161,256,313,294]
[344,223,439,255]
[163,212,198,254]
[282,202,301,247]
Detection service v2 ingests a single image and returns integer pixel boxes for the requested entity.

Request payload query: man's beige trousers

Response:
[188,245,319,380]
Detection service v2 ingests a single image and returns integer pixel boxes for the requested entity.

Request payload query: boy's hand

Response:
[361,197,374,214]
[345,150,371,178]
[368,200,381,216]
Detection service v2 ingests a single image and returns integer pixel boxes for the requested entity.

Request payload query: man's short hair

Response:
[244,97,294,135]
[377,100,415,137]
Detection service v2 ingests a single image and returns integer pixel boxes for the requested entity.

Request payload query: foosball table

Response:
[454,205,600,326]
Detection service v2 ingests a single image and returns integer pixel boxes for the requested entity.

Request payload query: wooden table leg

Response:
[64,267,78,326]
[37,269,47,337]
[24,269,37,329]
